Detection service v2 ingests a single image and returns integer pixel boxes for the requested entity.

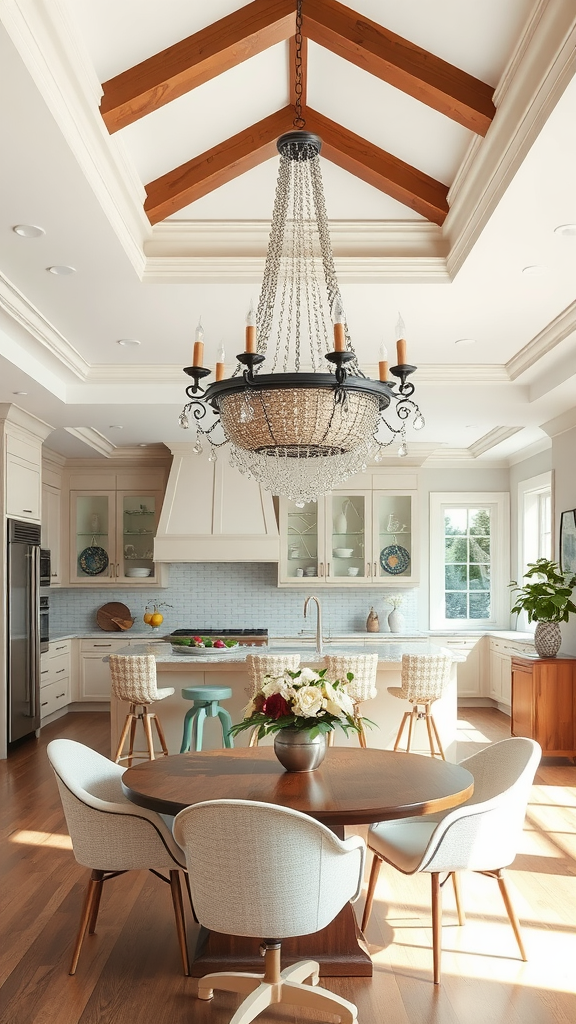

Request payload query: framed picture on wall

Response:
[560,509,576,573]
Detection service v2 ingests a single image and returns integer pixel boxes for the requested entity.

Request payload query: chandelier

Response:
[179,18,424,504]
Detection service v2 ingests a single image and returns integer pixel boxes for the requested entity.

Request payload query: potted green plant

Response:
[509,558,576,657]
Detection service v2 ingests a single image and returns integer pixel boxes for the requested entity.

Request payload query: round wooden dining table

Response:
[122,747,474,978]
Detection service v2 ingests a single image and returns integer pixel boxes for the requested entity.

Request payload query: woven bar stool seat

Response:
[180,685,234,752]
[389,652,452,759]
[245,653,301,747]
[324,653,378,748]
[110,654,174,765]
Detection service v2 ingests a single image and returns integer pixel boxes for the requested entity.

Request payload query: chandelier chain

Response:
[293,0,305,129]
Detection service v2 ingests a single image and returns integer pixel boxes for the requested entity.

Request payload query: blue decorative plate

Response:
[79,545,109,575]
[380,544,410,575]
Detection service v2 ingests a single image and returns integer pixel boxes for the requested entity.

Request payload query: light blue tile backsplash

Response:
[49,563,418,636]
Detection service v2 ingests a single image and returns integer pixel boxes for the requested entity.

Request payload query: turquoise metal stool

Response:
[180,686,234,752]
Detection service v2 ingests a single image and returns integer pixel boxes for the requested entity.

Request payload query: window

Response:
[516,472,552,631]
[430,493,510,630]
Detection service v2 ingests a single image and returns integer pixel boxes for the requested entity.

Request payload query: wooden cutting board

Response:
[96,602,133,632]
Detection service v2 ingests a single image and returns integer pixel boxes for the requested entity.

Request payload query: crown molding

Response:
[0,0,149,276]
[142,254,450,284]
[0,402,53,439]
[0,272,89,380]
[541,406,576,438]
[64,426,115,456]
[506,436,552,465]
[469,426,523,457]
[42,446,67,469]
[506,299,576,380]
[445,0,576,277]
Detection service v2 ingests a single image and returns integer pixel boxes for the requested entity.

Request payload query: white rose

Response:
[261,676,296,702]
[323,681,355,718]
[291,685,326,718]
[297,667,321,684]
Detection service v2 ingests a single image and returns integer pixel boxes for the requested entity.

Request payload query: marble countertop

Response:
[106,640,466,664]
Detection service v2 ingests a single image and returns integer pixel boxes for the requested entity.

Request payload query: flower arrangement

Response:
[229,667,368,741]
[385,593,404,609]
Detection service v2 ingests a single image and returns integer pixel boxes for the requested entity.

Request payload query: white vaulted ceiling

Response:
[0,0,575,463]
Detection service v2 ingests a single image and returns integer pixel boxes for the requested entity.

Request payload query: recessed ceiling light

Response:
[13,224,45,238]
[108,424,123,429]
[522,265,547,276]
[47,265,76,275]
[12,391,28,395]
[454,338,476,346]
[138,443,148,447]
[554,223,576,236]
[117,339,141,346]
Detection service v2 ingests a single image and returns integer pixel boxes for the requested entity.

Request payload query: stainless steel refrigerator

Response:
[7,519,44,743]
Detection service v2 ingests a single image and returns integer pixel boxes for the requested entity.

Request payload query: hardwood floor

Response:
[1,709,575,1023]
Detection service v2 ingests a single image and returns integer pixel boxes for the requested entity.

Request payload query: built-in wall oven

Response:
[40,549,51,587]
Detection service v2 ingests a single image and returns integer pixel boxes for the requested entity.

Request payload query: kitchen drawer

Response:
[80,639,131,653]
[49,639,71,658]
[490,638,535,658]
[40,655,51,688]
[40,676,70,719]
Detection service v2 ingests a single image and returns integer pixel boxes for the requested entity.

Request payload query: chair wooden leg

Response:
[406,707,416,753]
[152,712,170,757]
[361,852,383,932]
[425,706,437,757]
[169,870,190,976]
[495,869,527,961]
[431,872,442,985]
[69,870,103,975]
[451,872,466,926]
[355,710,367,748]
[429,712,446,760]
[88,873,104,934]
[128,712,138,767]
[114,712,133,764]
[393,711,410,752]
[142,707,156,760]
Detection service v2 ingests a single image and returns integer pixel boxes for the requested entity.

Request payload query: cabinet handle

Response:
[56,668,66,674]
[366,562,370,577]
[41,669,49,675]
[55,645,66,650]
[374,561,377,577]
[117,563,120,577]
[56,692,66,699]
[51,572,58,577]
[93,644,112,647]
[327,562,330,578]
[41,701,48,708]
[110,563,115,578]
[319,562,324,577]
[23,509,33,513]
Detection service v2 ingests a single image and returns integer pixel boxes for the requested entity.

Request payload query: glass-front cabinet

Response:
[70,490,162,585]
[278,488,418,586]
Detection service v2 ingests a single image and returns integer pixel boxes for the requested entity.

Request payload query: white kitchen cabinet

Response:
[40,639,72,721]
[41,483,62,583]
[68,487,165,586]
[78,638,132,701]
[489,647,512,708]
[6,434,41,522]
[432,635,486,699]
[278,487,418,586]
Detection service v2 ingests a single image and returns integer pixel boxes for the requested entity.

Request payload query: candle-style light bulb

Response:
[245,301,256,352]
[192,316,205,366]
[215,341,226,381]
[333,296,346,351]
[395,312,407,365]
[378,341,389,382]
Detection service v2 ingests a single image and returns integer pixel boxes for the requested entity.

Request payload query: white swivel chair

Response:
[388,652,453,758]
[47,738,190,976]
[361,737,541,985]
[244,654,300,746]
[174,799,365,1024]
[324,653,378,747]
[109,653,174,764]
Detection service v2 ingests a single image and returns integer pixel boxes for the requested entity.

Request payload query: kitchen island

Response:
[109,640,462,760]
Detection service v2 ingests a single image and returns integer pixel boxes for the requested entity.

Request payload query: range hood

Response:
[154,443,279,562]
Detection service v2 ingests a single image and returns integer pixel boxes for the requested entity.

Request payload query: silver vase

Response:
[273,728,327,772]
[534,621,561,658]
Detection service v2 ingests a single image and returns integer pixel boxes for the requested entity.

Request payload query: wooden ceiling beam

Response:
[305,108,449,224]
[101,0,296,133]
[144,106,294,224]
[302,0,495,135]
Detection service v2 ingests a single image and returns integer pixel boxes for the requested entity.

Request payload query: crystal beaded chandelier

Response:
[179,5,424,504]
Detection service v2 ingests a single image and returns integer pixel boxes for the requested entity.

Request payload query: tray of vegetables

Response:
[170,636,240,656]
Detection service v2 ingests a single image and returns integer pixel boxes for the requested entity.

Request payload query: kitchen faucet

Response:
[303,596,323,656]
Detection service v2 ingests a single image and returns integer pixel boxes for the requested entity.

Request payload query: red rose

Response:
[262,693,290,719]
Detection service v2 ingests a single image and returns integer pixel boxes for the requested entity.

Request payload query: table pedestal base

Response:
[191,903,372,978]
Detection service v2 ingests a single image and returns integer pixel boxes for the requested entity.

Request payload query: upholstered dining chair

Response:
[388,652,453,758]
[244,653,300,746]
[361,737,541,985]
[109,653,174,764]
[324,652,378,747]
[47,738,190,976]
[174,799,365,1024]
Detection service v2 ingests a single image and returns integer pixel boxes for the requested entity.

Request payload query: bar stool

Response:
[110,654,174,765]
[180,686,234,752]
[245,653,301,746]
[388,652,452,759]
[324,653,378,747]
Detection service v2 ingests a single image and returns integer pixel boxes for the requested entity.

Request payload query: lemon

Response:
[143,612,152,624]
[150,612,163,627]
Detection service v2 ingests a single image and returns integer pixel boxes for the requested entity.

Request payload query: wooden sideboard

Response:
[511,656,576,759]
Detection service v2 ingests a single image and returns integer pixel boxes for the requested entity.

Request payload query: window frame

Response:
[430,492,510,631]
[516,472,553,631]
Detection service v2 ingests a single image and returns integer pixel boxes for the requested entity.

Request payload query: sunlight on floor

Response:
[10,829,72,849]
